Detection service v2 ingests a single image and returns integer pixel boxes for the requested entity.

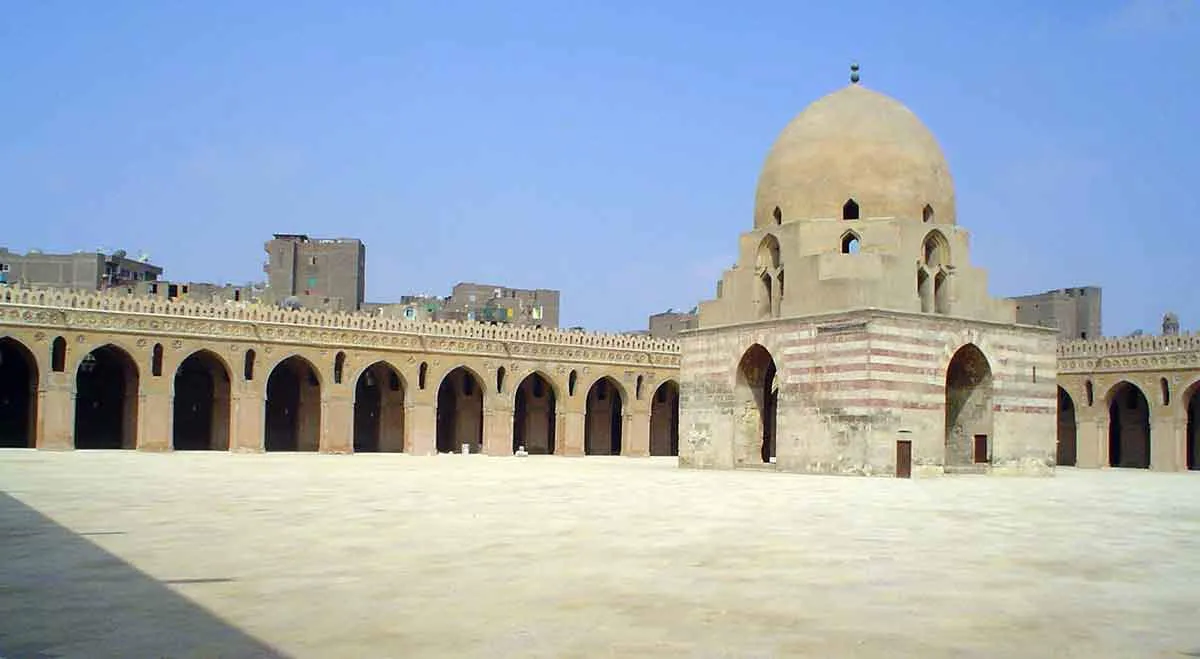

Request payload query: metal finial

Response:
[850,62,860,84]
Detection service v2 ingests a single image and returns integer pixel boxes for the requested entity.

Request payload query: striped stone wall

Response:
[679,309,1057,476]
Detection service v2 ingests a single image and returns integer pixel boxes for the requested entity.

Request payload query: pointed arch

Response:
[735,344,777,465]
[75,344,140,449]
[1106,381,1150,469]
[0,337,38,448]
[243,349,256,381]
[1057,386,1077,466]
[922,230,950,268]
[151,343,164,377]
[1184,380,1200,470]
[496,366,506,394]
[585,376,625,455]
[568,370,578,397]
[842,198,859,220]
[513,371,557,455]
[650,380,680,456]
[755,234,780,271]
[840,231,861,254]
[354,360,406,453]
[265,355,322,452]
[172,349,232,450]
[333,351,346,384]
[437,366,484,453]
[922,204,935,223]
[945,344,993,471]
[51,336,67,373]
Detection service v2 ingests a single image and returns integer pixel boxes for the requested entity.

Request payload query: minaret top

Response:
[850,62,860,84]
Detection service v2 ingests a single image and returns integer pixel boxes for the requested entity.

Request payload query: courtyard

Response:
[1,452,1198,658]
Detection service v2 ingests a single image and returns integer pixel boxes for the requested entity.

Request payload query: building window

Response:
[841,232,861,254]
[309,256,318,266]
[0,263,9,272]
[843,199,860,220]
[51,337,67,372]
[152,344,163,377]
[244,350,255,381]
[334,352,346,384]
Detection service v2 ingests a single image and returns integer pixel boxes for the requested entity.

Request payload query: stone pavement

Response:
[1,451,1198,658]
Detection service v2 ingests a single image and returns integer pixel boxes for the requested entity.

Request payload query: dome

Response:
[754,81,956,228]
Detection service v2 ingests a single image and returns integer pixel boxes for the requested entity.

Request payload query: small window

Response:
[309,256,318,266]
[841,233,861,254]
[568,370,577,396]
[922,204,934,223]
[244,349,256,381]
[636,375,644,400]
[334,352,345,384]
[51,336,67,373]
[418,362,428,390]
[772,206,782,225]
[167,284,178,299]
[1085,380,1094,406]
[0,263,10,272]
[151,343,163,377]
[496,367,506,393]
[1161,377,1170,406]
[233,289,241,302]
[842,199,860,220]
[1032,366,1037,383]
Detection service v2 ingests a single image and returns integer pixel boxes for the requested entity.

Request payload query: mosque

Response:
[678,64,1059,476]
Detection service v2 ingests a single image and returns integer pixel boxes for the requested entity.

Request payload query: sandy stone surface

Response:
[1,451,1199,658]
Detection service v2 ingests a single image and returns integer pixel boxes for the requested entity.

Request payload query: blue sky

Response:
[1,0,1196,334]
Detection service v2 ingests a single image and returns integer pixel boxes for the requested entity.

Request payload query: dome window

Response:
[772,206,782,225]
[923,204,935,223]
[842,199,859,220]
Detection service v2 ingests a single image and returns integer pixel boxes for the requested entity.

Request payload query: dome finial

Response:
[850,62,860,84]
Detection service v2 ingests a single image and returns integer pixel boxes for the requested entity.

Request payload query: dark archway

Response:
[1108,382,1150,469]
[265,356,322,452]
[75,345,139,449]
[1186,382,1200,470]
[172,351,231,450]
[354,362,406,453]
[0,337,38,448]
[945,344,993,471]
[585,377,623,455]
[1056,386,1077,466]
[735,344,777,465]
[513,372,556,455]
[649,380,680,456]
[436,367,483,453]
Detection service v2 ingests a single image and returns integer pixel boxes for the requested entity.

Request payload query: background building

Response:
[0,247,162,290]
[439,282,560,327]
[648,309,698,338]
[1010,286,1102,341]
[263,234,366,311]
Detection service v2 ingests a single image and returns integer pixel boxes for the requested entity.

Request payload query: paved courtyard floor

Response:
[1,452,1199,658]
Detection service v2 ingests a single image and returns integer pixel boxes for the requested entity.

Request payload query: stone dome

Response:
[754,82,956,228]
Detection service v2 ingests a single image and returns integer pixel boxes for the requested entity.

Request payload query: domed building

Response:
[679,66,1059,477]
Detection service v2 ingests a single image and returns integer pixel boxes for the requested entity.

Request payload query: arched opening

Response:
[51,336,66,372]
[841,232,861,254]
[934,270,949,314]
[585,377,624,455]
[1161,377,1170,406]
[354,362,405,453]
[333,352,346,384]
[1107,382,1150,469]
[568,370,578,396]
[0,337,38,448]
[944,344,993,471]
[757,273,773,319]
[243,349,255,381]
[496,366,506,394]
[842,198,859,220]
[649,380,680,456]
[1085,380,1094,406]
[756,234,780,270]
[923,204,934,223]
[635,375,644,400]
[172,350,231,450]
[74,345,139,449]
[923,231,949,268]
[1186,382,1200,470]
[735,344,777,465]
[917,268,933,313]
[264,356,322,452]
[418,362,428,390]
[436,367,483,453]
[772,206,782,225]
[513,372,556,455]
[151,343,163,377]
[1056,386,1077,466]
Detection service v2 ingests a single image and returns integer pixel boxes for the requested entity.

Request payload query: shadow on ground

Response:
[0,492,284,659]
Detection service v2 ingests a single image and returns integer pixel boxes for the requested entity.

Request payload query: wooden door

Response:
[973,434,989,464]
[896,440,912,479]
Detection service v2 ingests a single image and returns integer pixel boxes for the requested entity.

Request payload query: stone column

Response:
[625,410,649,457]
[230,391,265,452]
[321,394,353,454]
[380,395,406,452]
[406,402,436,455]
[138,389,172,451]
[560,410,585,456]
[38,374,74,450]
[1075,416,1107,469]
[484,407,514,456]
[1150,414,1183,472]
